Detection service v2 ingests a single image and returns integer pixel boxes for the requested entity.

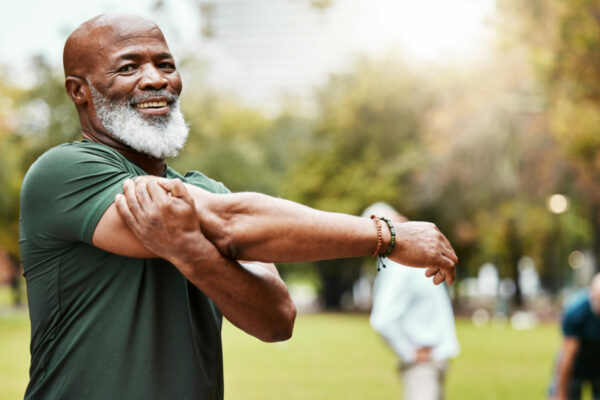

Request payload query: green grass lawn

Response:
[0,311,560,400]
[0,311,30,400]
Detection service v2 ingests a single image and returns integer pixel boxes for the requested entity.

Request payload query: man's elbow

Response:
[200,216,243,259]
[261,301,297,343]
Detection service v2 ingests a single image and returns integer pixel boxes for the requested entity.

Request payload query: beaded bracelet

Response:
[373,216,397,271]
[370,215,383,257]
[379,216,396,258]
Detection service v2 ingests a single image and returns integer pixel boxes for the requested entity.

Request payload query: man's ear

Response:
[65,76,89,105]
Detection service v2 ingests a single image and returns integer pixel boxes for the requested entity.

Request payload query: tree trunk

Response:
[592,205,600,274]
[316,258,362,309]
[506,219,523,308]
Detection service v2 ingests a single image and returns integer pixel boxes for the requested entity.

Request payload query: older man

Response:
[20,12,458,400]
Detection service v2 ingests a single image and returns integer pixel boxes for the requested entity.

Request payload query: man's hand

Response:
[389,221,458,285]
[114,177,208,265]
[415,346,432,363]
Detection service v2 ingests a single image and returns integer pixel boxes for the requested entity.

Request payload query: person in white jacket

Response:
[365,202,460,400]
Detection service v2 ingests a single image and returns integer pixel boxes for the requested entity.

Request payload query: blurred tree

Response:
[173,90,313,196]
[499,0,600,275]
[415,49,588,303]
[0,71,25,259]
[17,56,81,168]
[0,57,80,305]
[283,56,432,215]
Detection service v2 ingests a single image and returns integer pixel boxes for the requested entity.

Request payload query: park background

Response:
[1,0,599,398]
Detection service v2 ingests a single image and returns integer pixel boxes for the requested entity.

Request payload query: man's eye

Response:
[159,63,175,70]
[118,65,136,72]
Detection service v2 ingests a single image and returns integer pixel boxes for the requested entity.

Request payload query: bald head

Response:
[63,12,164,78]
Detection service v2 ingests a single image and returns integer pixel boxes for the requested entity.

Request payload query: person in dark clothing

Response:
[550,274,600,400]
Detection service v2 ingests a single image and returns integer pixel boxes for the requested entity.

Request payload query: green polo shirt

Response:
[20,140,229,400]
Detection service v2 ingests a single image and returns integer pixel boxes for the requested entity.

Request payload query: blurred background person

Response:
[365,202,460,400]
[549,273,600,400]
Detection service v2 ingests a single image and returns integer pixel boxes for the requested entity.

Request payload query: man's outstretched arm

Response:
[179,180,458,284]
[94,177,457,284]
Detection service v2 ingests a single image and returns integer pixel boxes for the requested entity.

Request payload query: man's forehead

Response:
[64,12,170,76]
[104,36,173,60]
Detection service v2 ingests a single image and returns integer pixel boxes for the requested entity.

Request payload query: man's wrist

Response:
[169,234,218,272]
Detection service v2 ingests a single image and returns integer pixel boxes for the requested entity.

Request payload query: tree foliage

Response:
[499,0,600,270]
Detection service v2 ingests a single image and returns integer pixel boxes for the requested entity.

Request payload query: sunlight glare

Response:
[362,0,496,62]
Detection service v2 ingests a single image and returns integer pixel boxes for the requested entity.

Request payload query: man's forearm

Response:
[556,358,572,399]
[178,251,296,343]
[555,337,579,400]
[166,179,456,284]
[190,188,380,262]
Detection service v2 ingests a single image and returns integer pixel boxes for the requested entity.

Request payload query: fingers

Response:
[435,254,456,285]
[146,179,171,203]
[134,179,153,211]
[122,179,145,219]
[443,267,455,285]
[125,178,194,225]
[425,261,456,285]
[425,267,438,277]
[433,271,445,285]
[425,266,455,285]
[146,178,195,211]
[437,232,458,265]
[170,180,195,207]
[155,177,177,192]
[443,246,459,264]
[115,192,139,229]
[136,177,192,206]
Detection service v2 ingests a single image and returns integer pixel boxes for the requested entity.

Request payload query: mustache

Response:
[128,90,179,105]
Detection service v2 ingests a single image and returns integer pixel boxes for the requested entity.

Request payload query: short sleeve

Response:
[20,143,139,247]
[562,300,584,337]
[180,170,231,194]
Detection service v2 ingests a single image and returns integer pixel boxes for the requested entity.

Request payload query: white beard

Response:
[89,85,189,159]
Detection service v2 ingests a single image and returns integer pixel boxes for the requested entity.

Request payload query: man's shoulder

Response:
[562,292,592,333]
[21,141,133,203]
[25,141,127,180]
[37,140,120,164]
[564,292,590,315]
[28,141,102,169]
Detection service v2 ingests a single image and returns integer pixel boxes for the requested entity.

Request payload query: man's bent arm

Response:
[112,179,296,342]
[554,337,579,400]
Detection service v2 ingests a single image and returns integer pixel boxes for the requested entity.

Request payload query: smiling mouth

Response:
[135,101,168,109]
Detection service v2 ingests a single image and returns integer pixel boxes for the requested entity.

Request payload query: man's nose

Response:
[139,64,168,91]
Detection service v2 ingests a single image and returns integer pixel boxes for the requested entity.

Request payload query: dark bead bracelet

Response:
[379,216,396,257]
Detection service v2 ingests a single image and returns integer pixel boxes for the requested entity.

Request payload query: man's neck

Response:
[82,130,166,176]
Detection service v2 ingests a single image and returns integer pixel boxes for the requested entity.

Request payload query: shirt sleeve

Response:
[182,170,231,194]
[20,144,136,248]
[562,301,583,338]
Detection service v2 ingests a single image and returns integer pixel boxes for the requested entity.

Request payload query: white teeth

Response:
[135,101,168,109]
